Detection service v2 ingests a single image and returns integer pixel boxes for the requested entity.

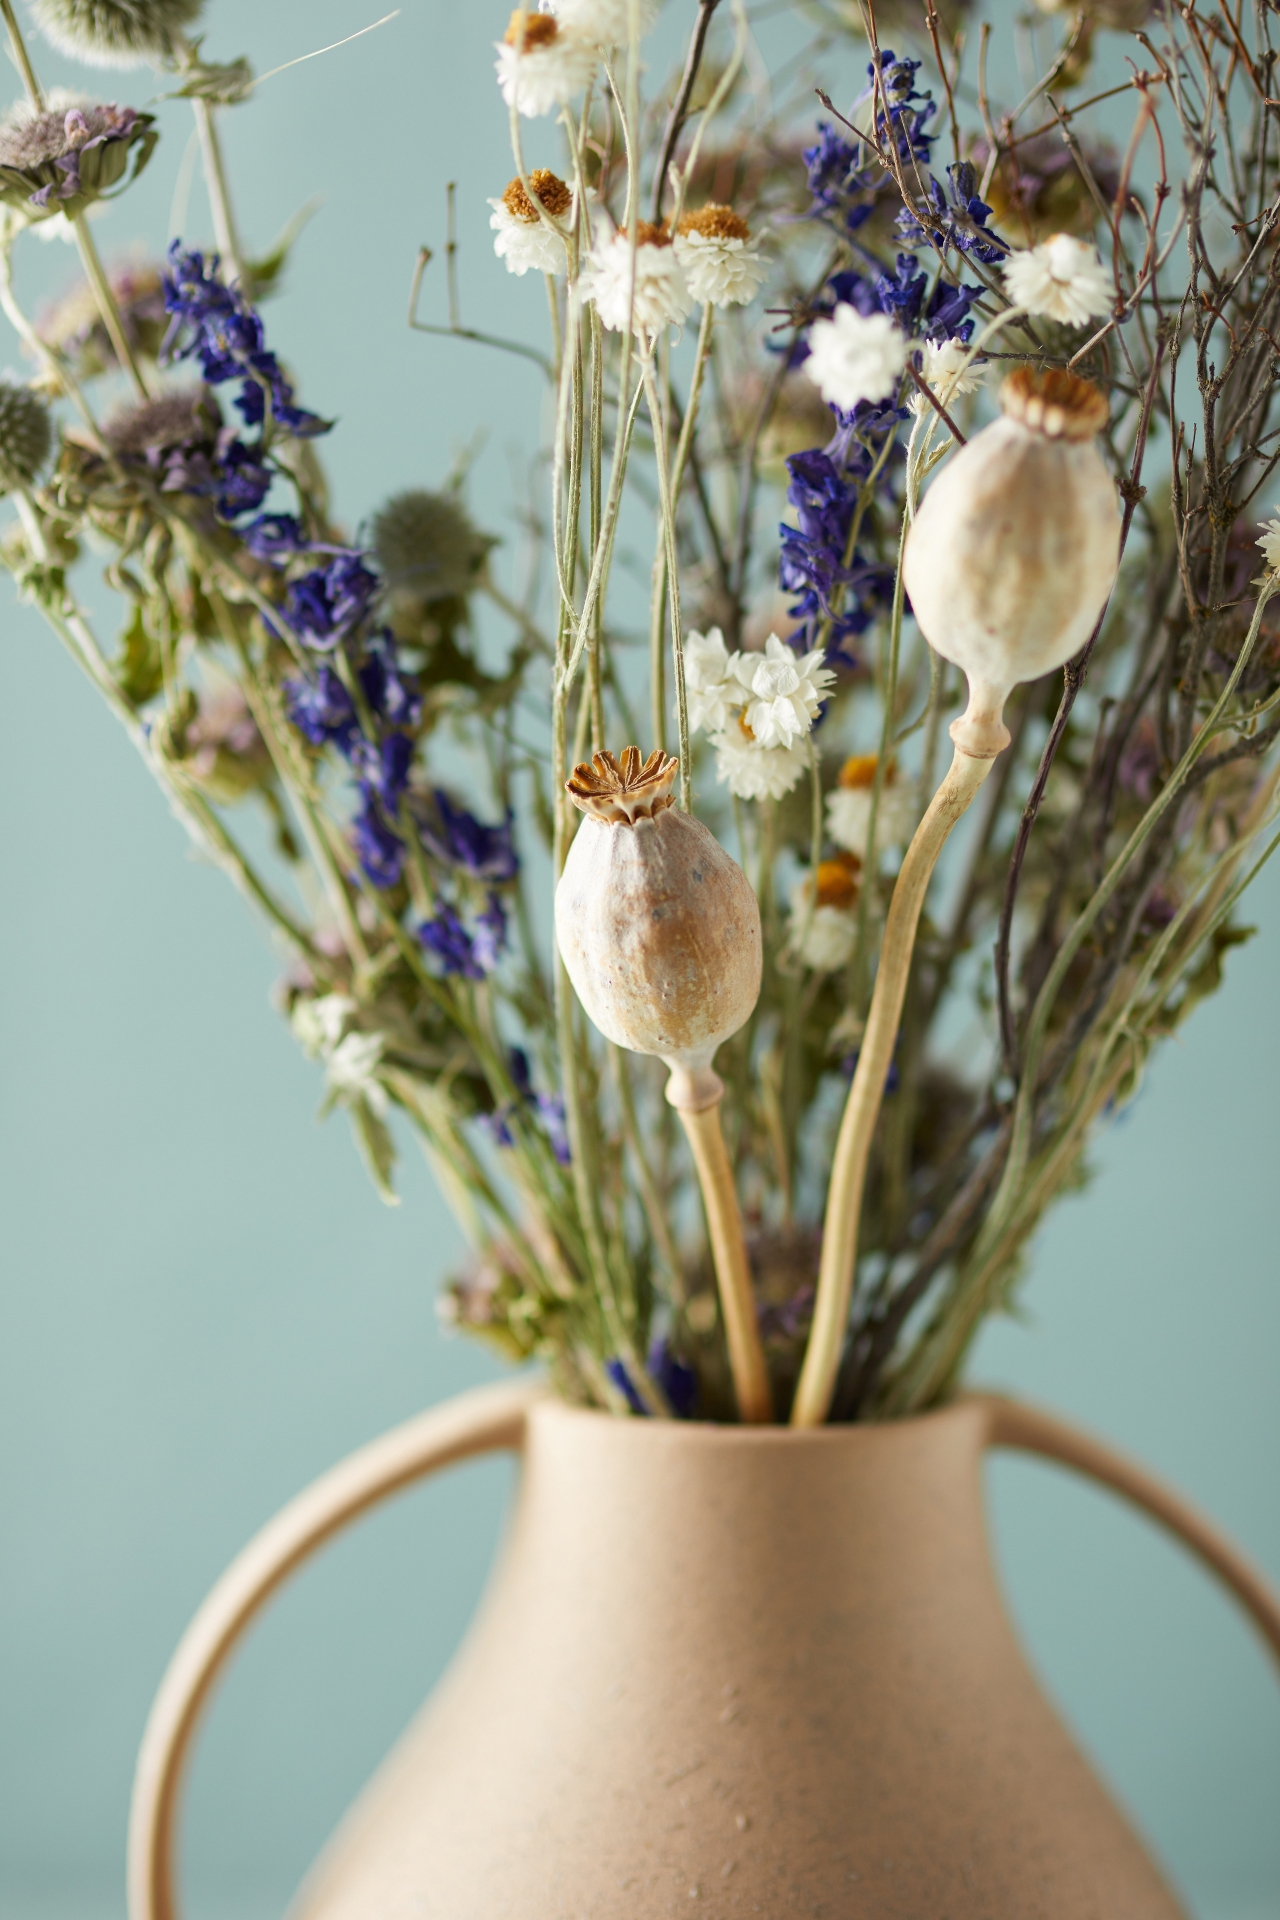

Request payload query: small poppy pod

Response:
[903,367,1122,758]
[555,748,763,1110]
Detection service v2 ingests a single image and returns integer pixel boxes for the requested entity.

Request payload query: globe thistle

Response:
[495,11,596,119]
[1002,233,1112,328]
[804,305,908,411]
[370,488,492,606]
[583,222,690,335]
[673,205,767,309]
[0,92,156,223]
[0,378,53,490]
[488,169,573,278]
[29,0,204,67]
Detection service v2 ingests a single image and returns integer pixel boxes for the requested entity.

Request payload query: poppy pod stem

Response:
[555,747,770,1423]
[665,1064,773,1425]
[792,742,998,1428]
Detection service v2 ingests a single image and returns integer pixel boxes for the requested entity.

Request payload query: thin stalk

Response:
[192,98,249,287]
[642,356,690,808]
[977,573,1280,1264]
[674,1095,772,1422]
[792,744,999,1427]
[72,213,149,400]
[0,0,43,106]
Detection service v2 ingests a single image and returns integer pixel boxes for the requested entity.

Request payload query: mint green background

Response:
[0,4,1277,1916]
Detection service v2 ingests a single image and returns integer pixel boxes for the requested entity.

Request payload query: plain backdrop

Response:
[0,4,1277,1917]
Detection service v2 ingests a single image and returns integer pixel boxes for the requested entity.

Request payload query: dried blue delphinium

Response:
[162,243,327,438]
[29,0,204,67]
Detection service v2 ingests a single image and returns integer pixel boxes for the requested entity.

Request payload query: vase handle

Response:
[977,1392,1280,1667]
[127,1378,539,1920]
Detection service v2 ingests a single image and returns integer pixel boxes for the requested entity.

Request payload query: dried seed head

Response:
[633,218,673,249]
[370,487,491,605]
[0,379,53,489]
[902,366,1121,759]
[102,385,218,454]
[556,748,762,1103]
[501,168,573,222]
[30,0,203,67]
[566,746,677,824]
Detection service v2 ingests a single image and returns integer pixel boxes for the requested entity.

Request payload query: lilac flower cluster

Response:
[896,161,1008,266]
[781,52,994,661]
[781,446,895,661]
[415,788,517,977]
[480,1047,571,1164]
[163,243,327,438]
[152,245,328,529]
[287,624,421,889]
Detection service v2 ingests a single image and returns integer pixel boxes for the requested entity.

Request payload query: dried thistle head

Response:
[0,92,156,221]
[566,746,677,824]
[31,0,205,65]
[370,487,491,607]
[102,386,219,455]
[0,379,53,490]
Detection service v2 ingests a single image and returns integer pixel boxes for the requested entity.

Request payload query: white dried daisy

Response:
[495,10,597,118]
[291,992,356,1059]
[30,0,203,67]
[804,305,909,411]
[673,205,766,309]
[731,634,835,749]
[1002,233,1111,328]
[683,625,739,734]
[713,726,809,801]
[790,902,858,972]
[544,0,660,43]
[1257,510,1280,575]
[324,1030,389,1117]
[826,754,919,857]
[909,337,982,415]
[488,167,573,276]
[583,223,690,334]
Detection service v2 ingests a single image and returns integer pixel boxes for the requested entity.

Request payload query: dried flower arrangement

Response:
[4,0,1280,1427]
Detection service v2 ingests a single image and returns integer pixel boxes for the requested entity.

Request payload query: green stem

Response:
[192,97,249,288]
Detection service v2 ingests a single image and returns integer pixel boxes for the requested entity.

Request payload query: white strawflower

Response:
[732,634,835,749]
[488,167,572,276]
[583,223,690,334]
[674,205,766,309]
[804,305,909,411]
[683,625,739,734]
[714,728,809,801]
[325,1031,389,1117]
[790,903,857,972]
[909,337,982,415]
[826,754,919,857]
[495,11,597,118]
[1003,233,1111,328]
[545,0,660,43]
[291,993,356,1059]
[1257,510,1280,575]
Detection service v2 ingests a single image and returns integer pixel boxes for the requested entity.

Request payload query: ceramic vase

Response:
[130,1383,1280,1920]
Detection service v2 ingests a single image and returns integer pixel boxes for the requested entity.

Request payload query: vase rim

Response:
[526,1389,992,1447]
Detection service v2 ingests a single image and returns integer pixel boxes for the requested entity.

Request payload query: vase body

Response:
[291,1397,1185,1919]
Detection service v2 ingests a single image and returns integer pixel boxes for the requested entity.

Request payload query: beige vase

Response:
[130,1384,1280,1920]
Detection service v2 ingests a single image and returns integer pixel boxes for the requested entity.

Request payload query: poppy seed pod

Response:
[555,748,762,1110]
[903,367,1122,758]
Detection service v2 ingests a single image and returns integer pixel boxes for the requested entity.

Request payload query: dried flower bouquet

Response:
[4,0,1280,1426]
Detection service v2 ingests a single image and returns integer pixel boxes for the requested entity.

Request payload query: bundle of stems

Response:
[4,0,1280,1423]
